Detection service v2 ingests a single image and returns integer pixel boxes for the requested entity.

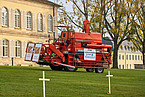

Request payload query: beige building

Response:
[118,41,143,69]
[0,0,61,66]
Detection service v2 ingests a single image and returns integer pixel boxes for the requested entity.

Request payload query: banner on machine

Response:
[84,48,96,60]
[25,43,35,61]
[32,43,42,62]
[25,43,42,62]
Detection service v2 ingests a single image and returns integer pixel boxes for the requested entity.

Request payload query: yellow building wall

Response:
[110,51,143,69]
[0,0,59,66]
[0,0,58,33]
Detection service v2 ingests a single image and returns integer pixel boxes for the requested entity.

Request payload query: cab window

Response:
[63,33,66,37]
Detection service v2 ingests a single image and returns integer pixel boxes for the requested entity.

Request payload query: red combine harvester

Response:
[25,20,112,73]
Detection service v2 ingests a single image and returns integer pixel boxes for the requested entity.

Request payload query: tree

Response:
[131,0,145,65]
[100,0,136,68]
[58,0,104,33]
[58,0,135,68]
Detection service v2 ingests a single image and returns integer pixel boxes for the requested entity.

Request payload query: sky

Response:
[48,0,73,13]
[49,0,110,37]
[50,0,78,33]
[52,0,111,37]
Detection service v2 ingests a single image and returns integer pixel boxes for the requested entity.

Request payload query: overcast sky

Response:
[49,0,73,12]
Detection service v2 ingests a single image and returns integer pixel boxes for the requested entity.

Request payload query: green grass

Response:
[0,66,145,97]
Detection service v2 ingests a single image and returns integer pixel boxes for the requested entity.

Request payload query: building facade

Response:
[117,41,143,69]
[0,0,61,66]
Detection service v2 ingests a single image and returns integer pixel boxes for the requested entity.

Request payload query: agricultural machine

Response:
[25,20,112,73]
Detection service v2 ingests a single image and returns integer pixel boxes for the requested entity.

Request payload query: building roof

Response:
[118,40,141,53]
[102,38,113,50]
[102,38,112,46]
[30,0,62,7]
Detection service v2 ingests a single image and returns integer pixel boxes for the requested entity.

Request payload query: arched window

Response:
[15,41,21,57]
[2,7,8,26]
[48,15,53,32]
[27,12,32,29]
[38,13,43,31]
[3,39,9,57]
[15,9,21,28]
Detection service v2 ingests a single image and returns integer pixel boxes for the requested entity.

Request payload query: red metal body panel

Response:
[26,20,112,72]
[82,20,90,33]
[49,44,65,62]
[87,44,112,48]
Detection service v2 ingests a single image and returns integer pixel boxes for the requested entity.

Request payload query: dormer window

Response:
[121,45,123,50]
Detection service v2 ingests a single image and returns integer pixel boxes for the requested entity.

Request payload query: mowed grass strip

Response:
[0,66,145,97]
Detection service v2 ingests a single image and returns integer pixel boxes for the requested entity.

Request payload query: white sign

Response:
[39,71,50,97]
[32,43,42,62]
[84,48,96,60]
[25,43,35,61]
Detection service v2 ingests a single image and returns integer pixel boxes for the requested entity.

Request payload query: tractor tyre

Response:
[64,67,77,72]
[86,68,94,72]
[49,64,63,71]
[95,68,104,73]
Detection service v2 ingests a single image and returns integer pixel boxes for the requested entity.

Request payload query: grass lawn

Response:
[0,66,145,97]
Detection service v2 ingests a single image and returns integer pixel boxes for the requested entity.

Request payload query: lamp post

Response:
[11,57,13,66]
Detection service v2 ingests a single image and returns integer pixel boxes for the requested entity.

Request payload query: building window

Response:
[15,41,21,57]
[15,9,21,28]
[138,55,140,60]
[38,13,43,31]
[122,65,124,69]
[141,56,143,60]
[122,55,124,60]
[129,55,131,60]
[119,54,121,60]
[130,64,131,69]
[27,12,32,29]
[124,46,127,50]
[119,65,121,69]
[135,55,137,60]
[2,7,8,27]
[128,47,130,51]
[130,46,133,50]
[48,15,53,32]
[126,55,128,60]
[127,64,128,69]
[3,40,9,57]
[132,55,134,60]
[121,45,123,50]
[133,47,136,51]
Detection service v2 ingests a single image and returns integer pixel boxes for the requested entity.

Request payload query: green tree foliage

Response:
[100,0,135,68]
[130,0,145,65]
[58,0,103,32]
[58,0,135,68]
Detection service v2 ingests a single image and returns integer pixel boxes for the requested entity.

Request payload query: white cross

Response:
[39,71,50,97]
[106,71,113,94]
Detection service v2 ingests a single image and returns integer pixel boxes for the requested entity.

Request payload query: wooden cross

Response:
[39,71,50,97]
[106,71,113,94]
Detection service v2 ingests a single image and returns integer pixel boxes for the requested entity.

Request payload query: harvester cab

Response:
[25,20,112,73]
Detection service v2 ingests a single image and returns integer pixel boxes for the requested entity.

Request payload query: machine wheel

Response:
[49,64,63,71]
[64,67,77,72]
[86,68,94,72]
[95,68,104,73]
